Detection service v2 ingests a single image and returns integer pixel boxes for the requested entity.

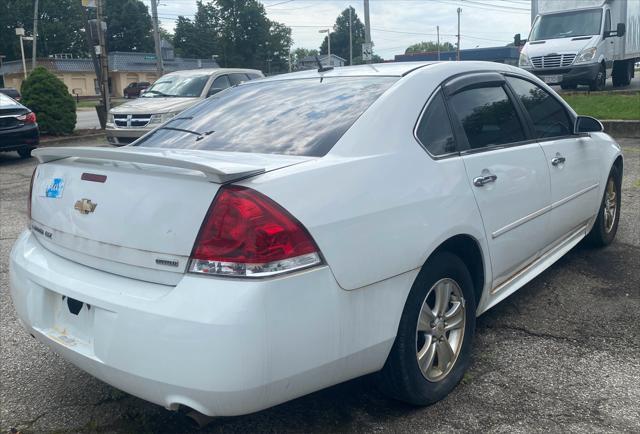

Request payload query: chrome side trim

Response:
[491,183,599,239]
[492,205,551,239]
[491,222,588,294]
[550,183,599,210]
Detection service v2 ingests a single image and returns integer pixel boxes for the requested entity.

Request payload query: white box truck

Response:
[517,0,639,90]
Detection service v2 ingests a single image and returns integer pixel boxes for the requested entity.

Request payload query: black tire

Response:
[585,165,621,247]
[377,251,476,405]
[589,65,606,91]
[17,147,34,159]
[560,84,577,90]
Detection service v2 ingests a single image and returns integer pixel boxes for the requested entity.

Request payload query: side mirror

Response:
[605,23,625,38]
[575,115,603,134]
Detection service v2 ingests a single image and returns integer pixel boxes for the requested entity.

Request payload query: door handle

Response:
[551,156,566,166]
[473,174,498,187]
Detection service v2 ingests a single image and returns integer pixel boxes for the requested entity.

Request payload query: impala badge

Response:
[74,199,97,214]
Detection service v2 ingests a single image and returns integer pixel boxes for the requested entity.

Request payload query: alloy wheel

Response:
[415,278,466,382]
[603,177,617,233]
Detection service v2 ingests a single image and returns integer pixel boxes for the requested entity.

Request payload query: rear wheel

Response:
[17,147,35,159]
[589,65,606,91]
[377,251,476,405]
[586,165,621,247]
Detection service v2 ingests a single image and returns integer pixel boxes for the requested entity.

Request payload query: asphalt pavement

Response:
[0,137,639,433]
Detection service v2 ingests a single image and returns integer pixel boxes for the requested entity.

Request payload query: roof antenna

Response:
[315,55,334,73]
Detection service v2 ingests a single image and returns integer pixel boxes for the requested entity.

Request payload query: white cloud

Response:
[147,0,533,59]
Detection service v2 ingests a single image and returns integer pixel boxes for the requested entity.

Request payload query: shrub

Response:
[21,66,76,135]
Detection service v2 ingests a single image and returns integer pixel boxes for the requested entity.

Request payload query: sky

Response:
[146,0,534,59]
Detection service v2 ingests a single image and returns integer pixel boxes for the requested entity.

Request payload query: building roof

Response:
[0,51,219,75]
[395,46,520,63]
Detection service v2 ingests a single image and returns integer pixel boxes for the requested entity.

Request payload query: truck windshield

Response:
[141,74,210,98]
[530,9,602,41]
[133,76,398,157]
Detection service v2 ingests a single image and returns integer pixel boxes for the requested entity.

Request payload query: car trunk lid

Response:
[30,147,313,285]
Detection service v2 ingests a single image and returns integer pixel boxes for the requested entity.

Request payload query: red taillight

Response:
[18,112,36,124]
[189,186,321,277]
[28,168,36,221]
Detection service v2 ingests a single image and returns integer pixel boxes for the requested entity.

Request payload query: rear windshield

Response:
[133,76,398,157]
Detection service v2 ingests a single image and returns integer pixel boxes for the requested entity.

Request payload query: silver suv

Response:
[106,68,263,145]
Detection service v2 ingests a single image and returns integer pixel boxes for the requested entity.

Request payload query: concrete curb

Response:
[601,120,640,138]
[39,132,105,146]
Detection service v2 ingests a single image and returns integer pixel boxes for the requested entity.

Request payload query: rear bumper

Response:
[524,62,601,85]
[9,230,410,416]
[0,124,39,151]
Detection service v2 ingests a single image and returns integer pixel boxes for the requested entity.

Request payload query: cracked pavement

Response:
[1,137,639,433]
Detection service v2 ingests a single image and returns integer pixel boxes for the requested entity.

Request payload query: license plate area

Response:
[46,293,95,350]
[541,75,562,84]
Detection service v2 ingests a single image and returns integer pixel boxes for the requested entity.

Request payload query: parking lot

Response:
[1,137,639,433]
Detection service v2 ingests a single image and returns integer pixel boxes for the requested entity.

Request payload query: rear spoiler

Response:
[33,147,265,184]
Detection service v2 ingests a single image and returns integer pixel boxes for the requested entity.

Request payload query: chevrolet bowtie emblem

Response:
[74,199,97,214]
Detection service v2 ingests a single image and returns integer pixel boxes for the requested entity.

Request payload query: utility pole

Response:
[363,0,372,63]
[456,8,462,61]
[32,0,38,71]
[437,25,440,60]
[348,7,353,66]
[150,0,164,77]
[96,0,110,113]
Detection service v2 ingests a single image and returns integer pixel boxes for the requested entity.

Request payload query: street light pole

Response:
[349,7,353,66]
[32,0,39,71]
[437,25,440,61]
[16,28,27,79]
[456,8,462,61]
[318,29,331,66]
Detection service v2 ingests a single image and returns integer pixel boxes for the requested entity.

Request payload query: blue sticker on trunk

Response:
[46,178,64,198]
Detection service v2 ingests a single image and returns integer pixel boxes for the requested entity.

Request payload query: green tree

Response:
[291,47,318,66]
[405,41,455,54]
[21,66,76,135]
[173,1,219,59]
[0,0,86,62]
[319,6,365,65]
[105,0,154,52]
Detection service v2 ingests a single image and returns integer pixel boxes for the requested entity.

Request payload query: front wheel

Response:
[377,251,476,405]
[586,165,621,247]
[17,147,35,159]
[589,65,606,91]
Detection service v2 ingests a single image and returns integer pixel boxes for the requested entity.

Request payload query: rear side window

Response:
[134,77,398,157]
[246,72,263,80]
[415,92,456,156]
[506,76,573,138]
[229,73,249,86]
[449,86,525,149]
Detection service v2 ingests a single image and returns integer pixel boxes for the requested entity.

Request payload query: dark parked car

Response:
[0,87,21,102]
[123,82,151,99]
[0,93,39,158]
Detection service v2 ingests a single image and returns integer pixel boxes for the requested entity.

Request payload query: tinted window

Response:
[211,75,231,92]
[604,10,611,33]
[416,92,456,155]
[246,72,263,80]
[449,86,525,149]
[134,77,397,157]
[507,77,573,138]
[229,73,249,86]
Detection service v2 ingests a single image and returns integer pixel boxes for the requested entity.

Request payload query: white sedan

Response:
[10,61,622,416]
